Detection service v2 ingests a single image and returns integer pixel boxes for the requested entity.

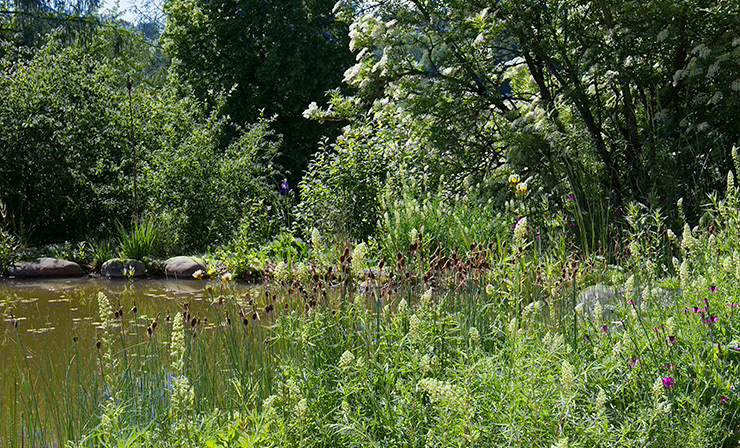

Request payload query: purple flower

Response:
[709,285,717,293]
[280,180,289,194]
[667,336,677,344]
[601,325,609,333]
[663,377,674,388]
[721,396,729,403]
[629,357,639,368]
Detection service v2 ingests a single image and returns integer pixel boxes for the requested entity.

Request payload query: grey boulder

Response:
[163,256,207,278]
[7,257,84,278]
[101,259,146,278]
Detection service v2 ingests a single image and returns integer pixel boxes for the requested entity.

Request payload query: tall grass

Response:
[4,173,740,446]
[117,217,158,260]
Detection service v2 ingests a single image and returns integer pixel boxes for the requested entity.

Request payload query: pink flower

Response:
[663,377,674,388]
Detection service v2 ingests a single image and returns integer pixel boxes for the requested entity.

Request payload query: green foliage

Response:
[298,99,433,242]
[143,102,283,251]
[116,217,158,260]
[51,240,89,266]
[0,199,20,274]
[378,180,510,262]
[316,0,740,247]
[0,25,286,249]
[0,31,137,241]
[86,238,114,270]
[8,182,740,446]
[162,0,354,186]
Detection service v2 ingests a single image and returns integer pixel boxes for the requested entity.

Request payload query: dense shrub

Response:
[0,28,284,250]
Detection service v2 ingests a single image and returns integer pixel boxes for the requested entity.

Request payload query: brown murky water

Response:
[0,277,255,410]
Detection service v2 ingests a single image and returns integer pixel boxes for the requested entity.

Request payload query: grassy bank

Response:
[3,184,740,447]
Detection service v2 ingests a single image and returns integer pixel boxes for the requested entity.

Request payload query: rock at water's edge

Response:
[101,259,146,278]
[163,256,207,279]
[7,257,84,278]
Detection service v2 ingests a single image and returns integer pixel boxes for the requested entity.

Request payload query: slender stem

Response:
[127,78,138,222]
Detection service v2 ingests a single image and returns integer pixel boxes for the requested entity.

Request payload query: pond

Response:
[0,276,260,441]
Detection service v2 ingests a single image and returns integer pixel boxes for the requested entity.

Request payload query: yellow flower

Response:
[508,174,520,187]
[192,269,204,280]
[516,182,528,195]
[221,272,233,283]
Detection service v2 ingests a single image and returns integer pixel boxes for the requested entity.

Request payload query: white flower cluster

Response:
[170,311,194,420]
[513,217,528,248]
[273,261,289,283]
[560,361,575,397]
[311,228,322,260]
[420,288,433,308]
[681,223,698,253]
[338,349,356,372]
[171,312,185,375]
[170,375,194,420]
[409,314,422,341]
[418,378,467,413]
[294,262,311,284]
[97,292,117,387]
[351,242,367,279]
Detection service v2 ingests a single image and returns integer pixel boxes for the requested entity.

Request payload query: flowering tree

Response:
[325,0,740,205]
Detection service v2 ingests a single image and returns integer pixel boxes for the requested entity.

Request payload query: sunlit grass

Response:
[4,179,740,446]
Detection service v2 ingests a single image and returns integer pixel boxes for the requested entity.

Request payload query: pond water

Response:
[0,277,257,425]
[0,276,256,341]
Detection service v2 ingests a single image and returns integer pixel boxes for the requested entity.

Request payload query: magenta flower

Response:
[601,325,609,333]
[667,336,677,344]
[721,396,729,403]
[663,377,674,388]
